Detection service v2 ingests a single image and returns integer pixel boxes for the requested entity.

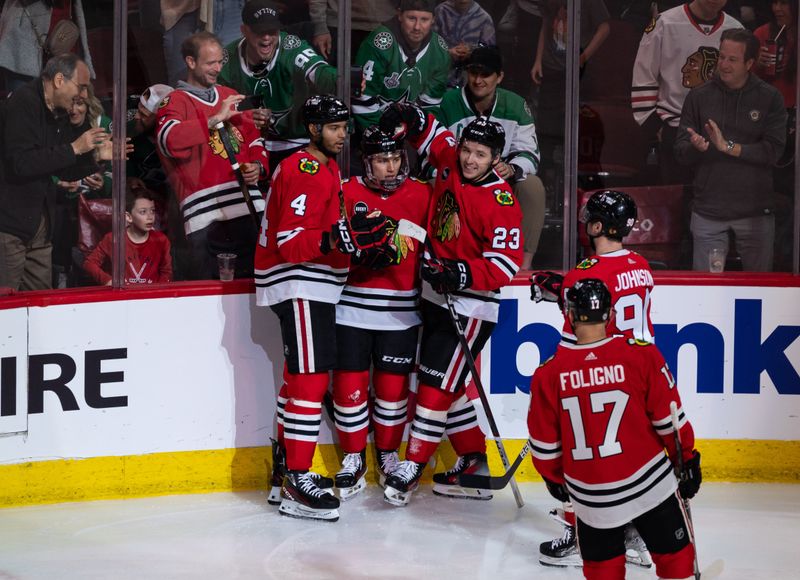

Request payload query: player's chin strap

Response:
[397,219,525,509]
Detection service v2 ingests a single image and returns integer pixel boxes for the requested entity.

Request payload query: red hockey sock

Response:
[446,393,486,456]
[564,503,576,526]
[372,369,409,451]
[284,371,330,471]
[276,374,288,445]
[332,370,370,453]
[651,542,695,579]
[405,384,455,464]
[583,554,626,580]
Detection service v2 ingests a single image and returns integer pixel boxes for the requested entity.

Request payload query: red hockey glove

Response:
[421,258,473,294]
[530,271,564,304]
[379,103,428,140]
[543,477,570,502]
[679,450,702,499]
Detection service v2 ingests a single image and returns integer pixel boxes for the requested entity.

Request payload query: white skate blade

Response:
[432,483,493,501]
[278,499,339,522]
[267,485,282,506]
[539,554,582,568]
[383,485,415,507]
[336,476,366,501]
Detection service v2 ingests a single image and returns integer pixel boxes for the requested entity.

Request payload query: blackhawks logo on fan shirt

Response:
[208,124,243,160]
[432,189,461,242]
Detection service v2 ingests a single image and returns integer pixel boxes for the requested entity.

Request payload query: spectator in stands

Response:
[631,0,741,184]
[128,84,175,190]
[84,184,173,285]
[437,44,545,269]
[219,0,337,169]
[0,0,94,90]
[352,0,451,131]
[309,0,399,63]
[0,53,110,291]
[156,31,268,280]
[498,0,544,98]
[675,28,786,272]
[434,0,496,87]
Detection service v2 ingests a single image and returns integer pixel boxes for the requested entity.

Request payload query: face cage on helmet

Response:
[364,150,410,192]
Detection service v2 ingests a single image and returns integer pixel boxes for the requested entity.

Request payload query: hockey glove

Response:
[330,213,390,255]
[421,258,473,294]
[530,271,564,304]
[543,477,570,502]
[331,218,358,254]
[379,103,428,140]
[352,245,397,270]
[679,450,702,499]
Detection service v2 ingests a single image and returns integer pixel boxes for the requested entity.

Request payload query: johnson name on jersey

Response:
[219,32,337,151]
[436,86,540,178]
[336,176,431,331]
[254,151,350,306]
[561,249,654,343]
[353,24,451,129]
[528,336,696,529]
[155,86,267,235]
[411,116,523,322]
[631,4,741,128]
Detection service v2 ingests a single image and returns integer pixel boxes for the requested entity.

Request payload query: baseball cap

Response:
[242,0,282,33]
[466,44,503,75]
[140,84,174,113]
[398,0,436,13]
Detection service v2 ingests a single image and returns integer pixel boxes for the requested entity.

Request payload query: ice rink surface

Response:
[0,482,796,579]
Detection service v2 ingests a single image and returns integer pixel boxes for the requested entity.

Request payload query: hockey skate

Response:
[624,524,653,568]
[279,470,341,522]
[383,460,425,507]
[539,509,581,567]
[335,450,367,500]
[431,452,493,500]
[376,448,400,488]
[267,439,333,505]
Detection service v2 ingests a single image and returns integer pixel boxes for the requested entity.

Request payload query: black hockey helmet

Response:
[581,189,637,240]
[361,125,409,192]
[566,279,612,324]
[302,94,350,128]
[459,116,505,157]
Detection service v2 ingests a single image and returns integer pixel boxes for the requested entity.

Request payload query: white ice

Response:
[0,483,796,579]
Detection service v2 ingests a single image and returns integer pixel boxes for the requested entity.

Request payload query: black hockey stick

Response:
[214,121,260,229]
[457,440,531,490]
[398,219,525,508]
[670,401,702,579]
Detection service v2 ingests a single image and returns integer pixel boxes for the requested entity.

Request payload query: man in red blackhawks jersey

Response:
[531,190,656,567]
[528,279,702,580]
[254,95,390,522]
[156,31,268,280]
[377,103,523,507]
[331,126,431,500]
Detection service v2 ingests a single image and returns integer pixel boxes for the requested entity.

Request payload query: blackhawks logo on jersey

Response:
[494,189,514,206]
[158,96,170,108]
[576,257,599,270]
[432,189,461,242]
[208,124,243,159]
[298,157,320,175]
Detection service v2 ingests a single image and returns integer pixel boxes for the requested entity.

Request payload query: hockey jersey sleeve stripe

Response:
[157,119,180,158]
[418,93,443,108]
[531,437,563,461]
[182,189,263,220]
[352,97,381,115]
[484,251,520,279]
[277,227,305,246]
[180,183,260,213]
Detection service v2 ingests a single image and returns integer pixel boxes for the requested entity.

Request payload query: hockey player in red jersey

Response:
[531,190,655,567]
[254,95,390,521]
[332,126,431,499]
[155,32,268,280]
[528,279,702,580]
[377,104,523,506]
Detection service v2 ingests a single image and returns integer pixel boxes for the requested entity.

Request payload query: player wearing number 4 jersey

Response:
[377,103,523,507]
[528,279,701,580]
[530,189,654,567]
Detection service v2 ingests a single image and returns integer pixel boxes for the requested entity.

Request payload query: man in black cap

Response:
[218,0,338,170]
[436,44,545,269]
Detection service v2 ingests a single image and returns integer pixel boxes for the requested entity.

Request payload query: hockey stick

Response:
[214,121,260,229]
[670,401,701,580]
[397,219,525,509]
[457,440,531,490]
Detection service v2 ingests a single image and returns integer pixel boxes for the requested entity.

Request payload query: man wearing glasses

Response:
[0,53,108,291]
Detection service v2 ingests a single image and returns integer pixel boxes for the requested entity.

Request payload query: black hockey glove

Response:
[679,450,702,499]
[543,477,569,502]
[330,213,390,255]
[530,271,564,304]
[352,245,398,270]
[379,102,428,140]
[330,218,358,254]
[421,258,473,294]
